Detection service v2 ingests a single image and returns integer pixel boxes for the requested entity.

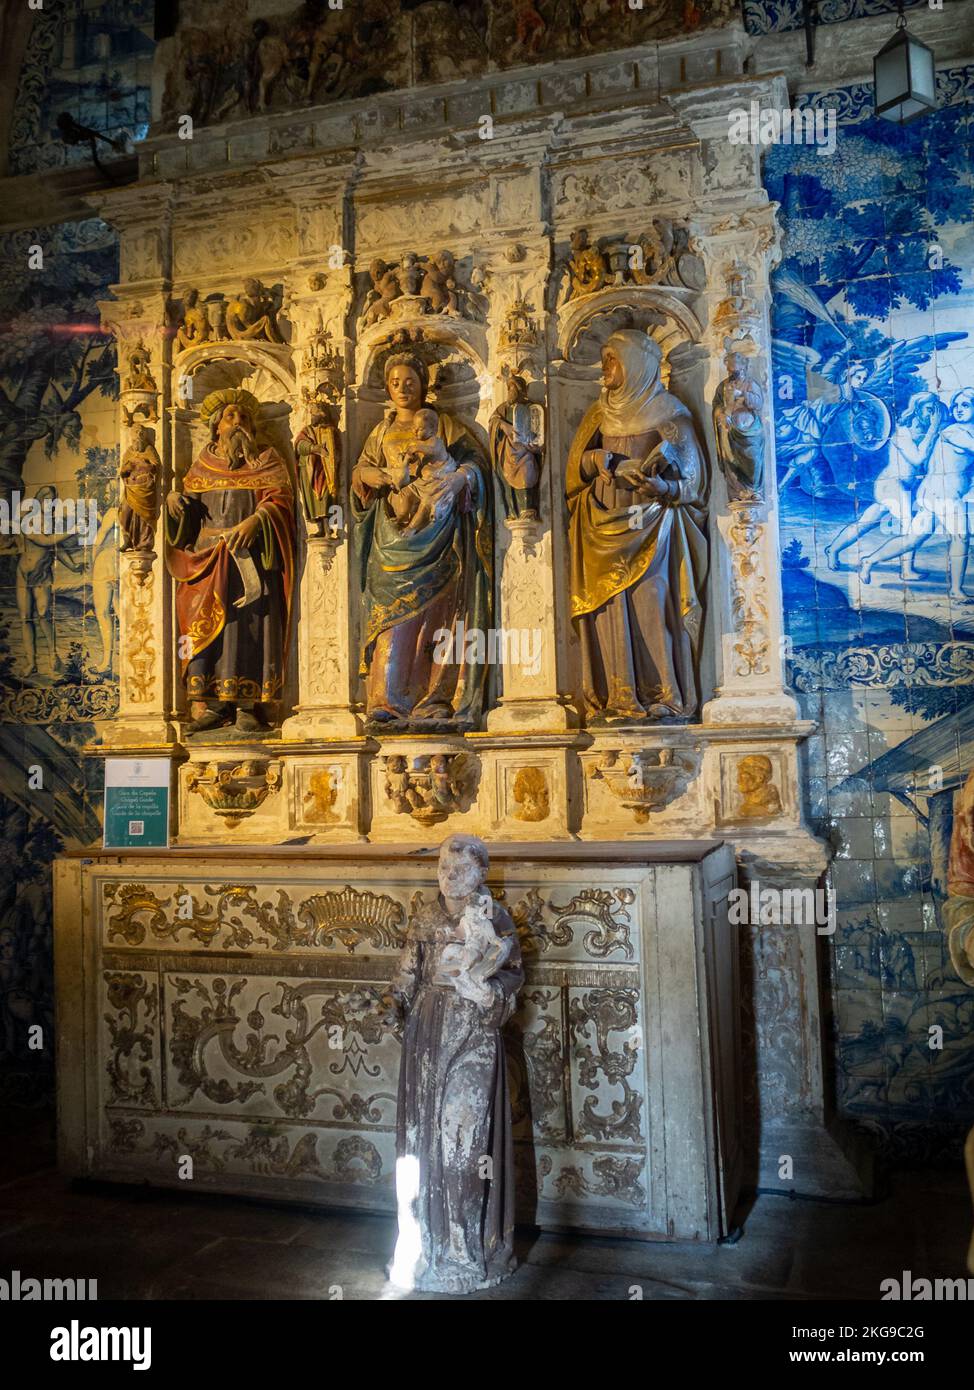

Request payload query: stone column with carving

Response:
[691,206,799,729]
[97,185,177,749]
[485,243,572,736]
[275,176,360,741]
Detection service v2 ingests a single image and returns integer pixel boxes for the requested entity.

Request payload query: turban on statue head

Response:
[198,387,261,426]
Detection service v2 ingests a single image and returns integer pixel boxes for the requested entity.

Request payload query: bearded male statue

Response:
[166,388,296,735]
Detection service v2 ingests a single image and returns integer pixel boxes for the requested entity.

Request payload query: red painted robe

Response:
[166,445,295,704]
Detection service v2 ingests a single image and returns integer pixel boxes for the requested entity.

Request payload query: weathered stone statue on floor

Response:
[385,833,523,1294]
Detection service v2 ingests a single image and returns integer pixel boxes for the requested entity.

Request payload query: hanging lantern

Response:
[873,4,937,125]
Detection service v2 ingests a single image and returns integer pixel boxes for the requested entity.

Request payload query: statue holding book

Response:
[566,329,709,724]
[165,388,296,735]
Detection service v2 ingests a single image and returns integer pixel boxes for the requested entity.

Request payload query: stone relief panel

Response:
[163,973,401,1127]
[104,1115,396,1203]
[159,1,738,131]
[100,880,408,955]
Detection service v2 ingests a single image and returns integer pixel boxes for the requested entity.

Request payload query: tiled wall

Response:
[743,0,927,36]
[8,0,153,175]
[765,69,974,1158]
[0,0,131,1102]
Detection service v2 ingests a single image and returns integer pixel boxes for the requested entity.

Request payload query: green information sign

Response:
[103,759,170,849]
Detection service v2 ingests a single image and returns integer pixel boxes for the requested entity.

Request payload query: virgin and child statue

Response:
[166,388,296,735]
[567,330,709,724]
[352,352,492,731]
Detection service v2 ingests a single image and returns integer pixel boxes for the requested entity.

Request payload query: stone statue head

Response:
[437,833,489,902]
[600,331,664,433]
[201,388,260,445]
[384,352,429,411]
[506,374,529,404]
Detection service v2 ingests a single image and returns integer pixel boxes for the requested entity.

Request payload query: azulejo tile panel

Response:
[768,65,974,1153]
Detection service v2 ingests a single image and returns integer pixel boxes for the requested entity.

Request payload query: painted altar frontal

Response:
[58,25,849,1214]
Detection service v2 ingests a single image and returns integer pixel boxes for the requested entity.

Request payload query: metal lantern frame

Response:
[873,5,938,126]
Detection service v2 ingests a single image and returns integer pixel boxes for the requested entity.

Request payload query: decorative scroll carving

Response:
[590,747,700,823]
[569,988,643,1143]
[295,888,407,953]
[124,559,156,700]
[168,973,398,1122]
[170,976,266,1106]
[186,759,284,827]
[108,1117,387,1187]
[510,888,573,955]
[728,504,771,677]
[104,882,269,949]
[508,988,564,1140]
[551,1156,646,1208]
[103,971,158,1108]
[561,220,706,303]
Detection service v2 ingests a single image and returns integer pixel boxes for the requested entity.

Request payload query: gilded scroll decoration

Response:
[124,560,157,702]
[296,887,406,953]
[510,888,573,955]
[104,882,270,949]
[103,971,158,1108]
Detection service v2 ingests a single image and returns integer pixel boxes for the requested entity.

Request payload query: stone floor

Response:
[1,1108,969,1300]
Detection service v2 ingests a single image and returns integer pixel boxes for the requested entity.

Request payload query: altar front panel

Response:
[55,842,738,1242]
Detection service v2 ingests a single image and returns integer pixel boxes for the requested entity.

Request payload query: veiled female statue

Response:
[352,352,492,731]
[567,330,709,724]
[385,834,523,1294]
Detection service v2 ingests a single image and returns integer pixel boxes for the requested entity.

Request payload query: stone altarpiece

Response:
[55,26,861,1245]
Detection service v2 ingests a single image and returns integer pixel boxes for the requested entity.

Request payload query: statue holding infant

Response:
[351,352,492,732]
